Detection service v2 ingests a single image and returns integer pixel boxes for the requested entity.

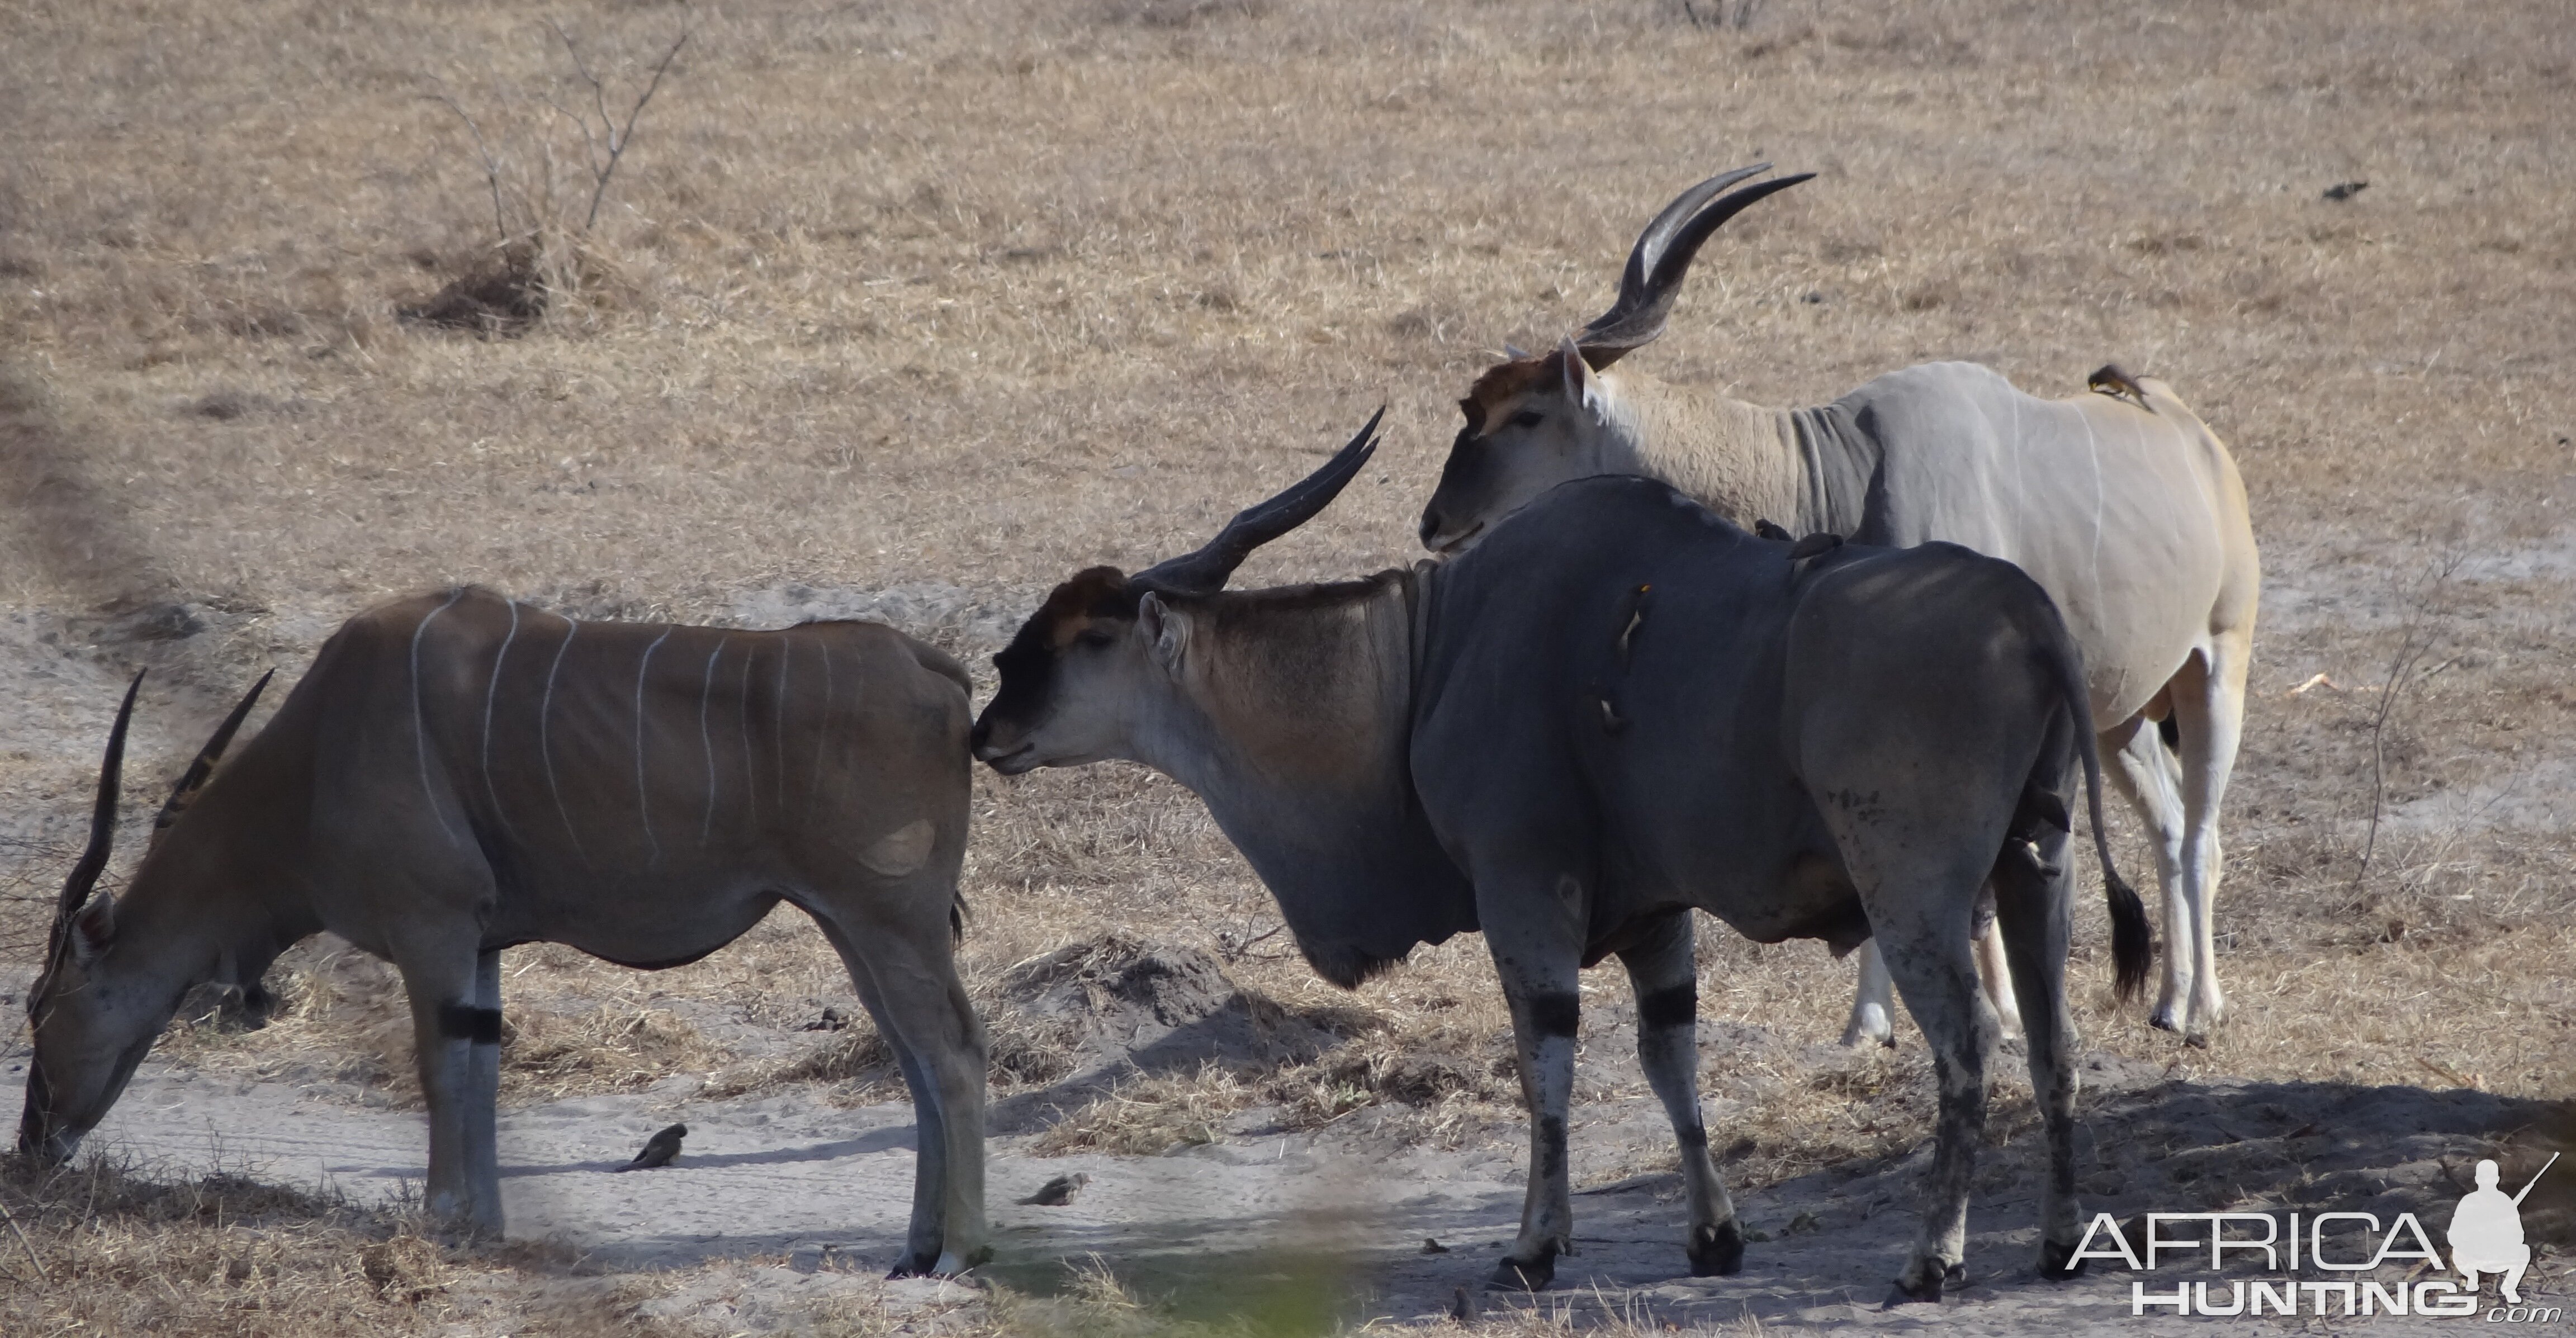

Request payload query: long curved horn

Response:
[49,671,143,959]
[1575,167,1816,369]
[153,669,273,838]
[1132,407,1384,596]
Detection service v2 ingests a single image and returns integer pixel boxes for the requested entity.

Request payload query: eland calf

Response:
[17,590,987,1274]
[1419,168,2261,1045]
[972,420,2147,1300]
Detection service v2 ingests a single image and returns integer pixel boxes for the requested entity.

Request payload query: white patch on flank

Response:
[856,818,936,877]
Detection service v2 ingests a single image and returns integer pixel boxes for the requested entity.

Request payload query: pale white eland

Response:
[1418,168,2260,1045]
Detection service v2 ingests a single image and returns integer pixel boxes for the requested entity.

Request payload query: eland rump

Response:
[16,591,987,1275]
[971,418,2148,1301]
[1418,167,2260,1046]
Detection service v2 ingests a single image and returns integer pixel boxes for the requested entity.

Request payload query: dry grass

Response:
[0,1156,714,1337]
[1,0,2572,1331]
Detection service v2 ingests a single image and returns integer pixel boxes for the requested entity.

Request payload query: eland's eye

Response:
[1510,409,1545,429]
[1076,629,1115,649]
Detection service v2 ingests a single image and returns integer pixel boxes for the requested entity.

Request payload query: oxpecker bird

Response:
[1017,1172,1089,1206]
[615,1122,688,1171]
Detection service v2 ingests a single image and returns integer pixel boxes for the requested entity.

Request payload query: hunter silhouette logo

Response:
[2451,1154,2555,1305]
[2074,1151,2564,1320]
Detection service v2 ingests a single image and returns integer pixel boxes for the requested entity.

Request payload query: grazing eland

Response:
[16,590,988,1274]
[972,419,2148,1299]
[1418,168,2260,1045]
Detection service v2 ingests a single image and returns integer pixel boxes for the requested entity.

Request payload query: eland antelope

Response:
[1418,168,2261,1045]
[16,590,988,1274]
[972,419,2148,1300]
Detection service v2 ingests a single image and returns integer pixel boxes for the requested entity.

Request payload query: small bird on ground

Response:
[1420,1237,1450,1254]
[614,1122,687,1171]
[2323,180,2369,201]
[1017,1172,1090,1206]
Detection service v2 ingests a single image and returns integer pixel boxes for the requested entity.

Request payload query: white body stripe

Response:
[698,639,727,844]
[411,590,468,846]
[538,614,588,865]
[478,600,522,845]
[634,627,674,862]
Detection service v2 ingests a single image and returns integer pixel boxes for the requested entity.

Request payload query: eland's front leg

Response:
[1485,880,1587,1291]
[400,942,506,1235]
[1616,909,1742,1277]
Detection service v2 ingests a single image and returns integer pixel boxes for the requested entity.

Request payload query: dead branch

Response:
[0,1193,45,1284]
[422,80,512,245]
[2351,549,2467,896]
[547,17,692,233]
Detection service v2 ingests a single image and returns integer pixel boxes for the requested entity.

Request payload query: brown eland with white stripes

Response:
[16,591,987,1273]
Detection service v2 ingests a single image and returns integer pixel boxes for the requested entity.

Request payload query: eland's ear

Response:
[1555,335,1605,416]
[69,894,116,964]
[1138,592,1188,676]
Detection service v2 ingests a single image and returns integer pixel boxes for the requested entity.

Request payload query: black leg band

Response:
[1637,983,1698,1031]
[1524,990,1580,1039]
[438,1003,504,1045]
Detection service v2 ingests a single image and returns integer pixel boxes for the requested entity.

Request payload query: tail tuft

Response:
[2105,867,2152,1002]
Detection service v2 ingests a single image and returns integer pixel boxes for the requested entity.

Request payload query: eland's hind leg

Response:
[1841,940,1898,1047]
[1991,824,2083,1277]
[1859,882,1996,1303]
[1616,909,1742,1276]
[2167,639,2251,1044]
[814,888,988,1276]
[2104,721,2190,1031]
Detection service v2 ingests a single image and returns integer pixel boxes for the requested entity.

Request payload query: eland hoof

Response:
[1887,1260,1966,1305]
[2039,1239,2089,1281]
[1687,1220,1745,1277]
[1488,1254,1556,1292]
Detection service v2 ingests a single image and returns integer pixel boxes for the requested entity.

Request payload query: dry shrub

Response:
[1031,1065,1252,1156]
[703,1024,901,1102]
[500,1003,724,1101]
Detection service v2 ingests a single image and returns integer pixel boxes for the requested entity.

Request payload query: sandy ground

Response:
[30,1029,2560,1335]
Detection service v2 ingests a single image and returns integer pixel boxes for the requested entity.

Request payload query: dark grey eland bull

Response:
[970,417,2148,1301]
[16,591,987,1274]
